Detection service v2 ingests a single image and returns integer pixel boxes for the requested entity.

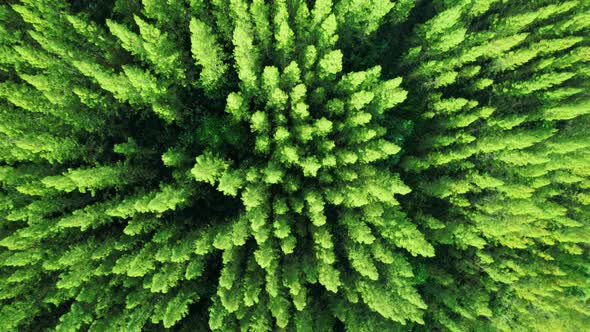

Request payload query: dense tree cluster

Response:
[0,0,588,331]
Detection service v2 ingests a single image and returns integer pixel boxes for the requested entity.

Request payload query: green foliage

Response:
[0,0,588,331]
[400,0,590,330]
[190,18,227,94]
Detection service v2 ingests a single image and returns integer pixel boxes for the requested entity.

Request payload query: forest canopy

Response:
[0,0,589,331]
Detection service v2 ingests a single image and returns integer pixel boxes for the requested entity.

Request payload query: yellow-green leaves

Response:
[336,0,395,35]
[318,263,341,292]
[231,0,260,94]
[224,92,246,120]
[250,111,269,133]
[272,0,295,60]
[190,18,227,93]
[319,50,343,79]
[542,100,590,121]
[348,245,379,280]
[191,152,229,185]
[106,19,144,57]
[41,164,133,195]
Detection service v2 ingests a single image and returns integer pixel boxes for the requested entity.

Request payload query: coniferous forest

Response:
[0,0,589,331]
